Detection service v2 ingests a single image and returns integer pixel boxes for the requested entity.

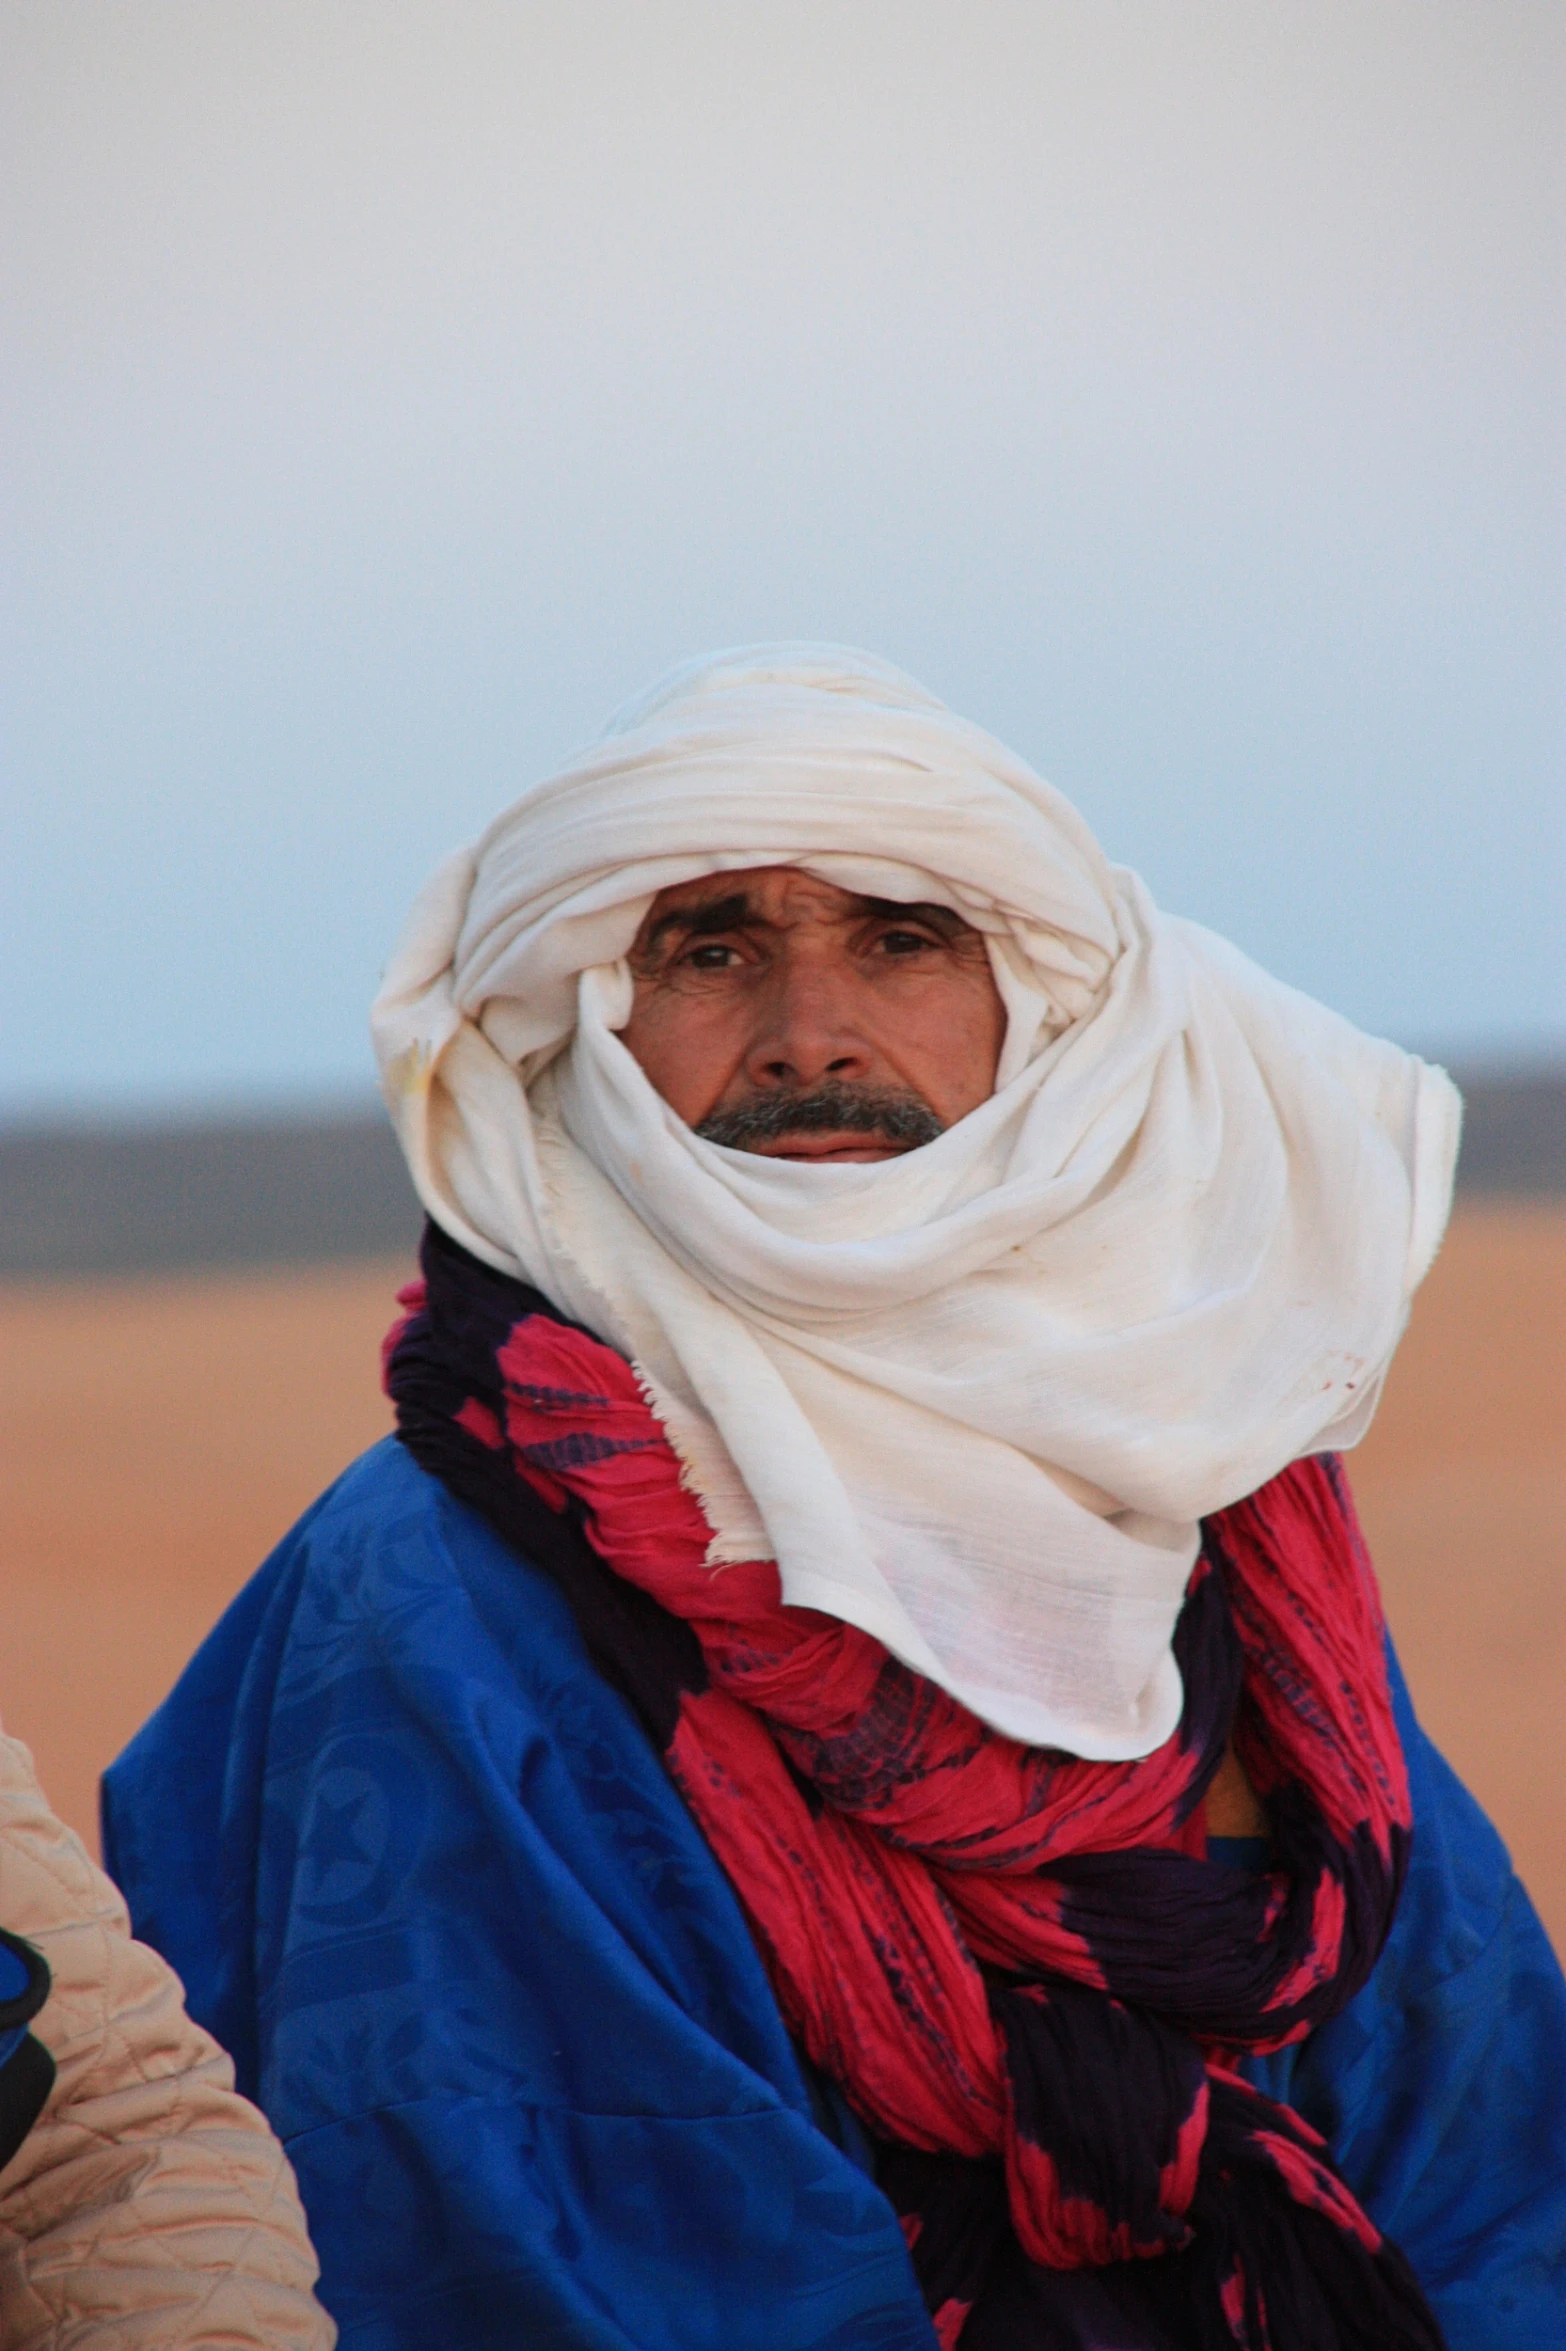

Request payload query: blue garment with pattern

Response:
[101,1439,1566,2349]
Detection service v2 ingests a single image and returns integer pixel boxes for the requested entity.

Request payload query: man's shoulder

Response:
[105,1438,600,1860]
[282,1431,482,1560]
[225,1434,596,1710]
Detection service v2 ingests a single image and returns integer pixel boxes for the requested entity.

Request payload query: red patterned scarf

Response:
[387,1222,1446,2351]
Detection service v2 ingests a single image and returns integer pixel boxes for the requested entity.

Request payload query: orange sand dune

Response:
[1,1204,1561,1952]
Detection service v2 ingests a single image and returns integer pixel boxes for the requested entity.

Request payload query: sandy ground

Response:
[1,1204,1561,1954]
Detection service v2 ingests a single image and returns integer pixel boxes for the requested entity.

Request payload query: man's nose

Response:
[741,959,873,1092]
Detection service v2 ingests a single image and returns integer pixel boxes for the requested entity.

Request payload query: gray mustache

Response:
[693,1082,945,1153]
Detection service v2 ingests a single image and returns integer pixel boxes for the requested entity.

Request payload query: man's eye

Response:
[876,929,936,957]
[683,941,740,970]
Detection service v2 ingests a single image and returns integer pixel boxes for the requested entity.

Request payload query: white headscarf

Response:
[372,645,1459,1759]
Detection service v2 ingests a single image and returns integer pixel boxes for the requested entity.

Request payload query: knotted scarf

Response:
[386,1223,1447,2351]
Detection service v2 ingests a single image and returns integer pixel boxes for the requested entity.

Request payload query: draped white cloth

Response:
[372,645,1460,1758]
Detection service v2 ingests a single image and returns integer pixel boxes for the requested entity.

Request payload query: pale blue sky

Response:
[3,1,1562,1119]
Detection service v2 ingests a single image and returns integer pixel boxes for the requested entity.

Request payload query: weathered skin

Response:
[622,864,1006,1161]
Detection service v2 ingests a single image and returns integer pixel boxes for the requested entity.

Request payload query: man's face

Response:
[620,865,1007,1162]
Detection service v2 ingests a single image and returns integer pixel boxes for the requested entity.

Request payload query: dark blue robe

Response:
[102,1439,1566,2349]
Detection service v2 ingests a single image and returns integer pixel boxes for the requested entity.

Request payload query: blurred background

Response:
[2,5,1562,1944]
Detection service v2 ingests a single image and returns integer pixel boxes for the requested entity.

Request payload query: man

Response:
[0,1716,333,2345]
[104,648,1566,2350]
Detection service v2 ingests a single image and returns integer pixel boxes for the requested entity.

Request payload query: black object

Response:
[0,1927,54,2174]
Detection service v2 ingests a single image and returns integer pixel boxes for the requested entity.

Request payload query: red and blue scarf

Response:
[386,1222,1446,2351]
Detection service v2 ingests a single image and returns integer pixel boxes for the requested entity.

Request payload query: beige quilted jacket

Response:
[0,1728,335,2347]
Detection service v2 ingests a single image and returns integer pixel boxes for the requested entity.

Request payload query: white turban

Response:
[372,645,1459,1759]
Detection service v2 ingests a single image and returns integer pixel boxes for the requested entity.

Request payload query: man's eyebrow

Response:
[638,892,756,959]
[860,897,969,937]
[637,890,975,961]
